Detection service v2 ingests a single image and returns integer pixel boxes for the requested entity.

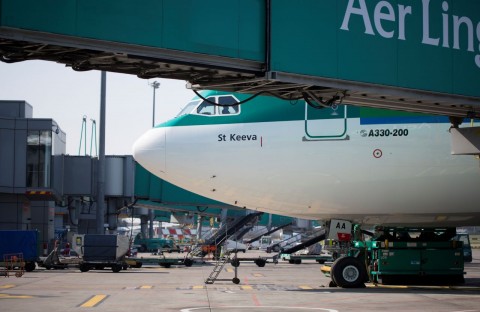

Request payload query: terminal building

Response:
[0,100,136,250]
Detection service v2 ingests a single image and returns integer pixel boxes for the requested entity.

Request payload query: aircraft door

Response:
[304,103,348,140]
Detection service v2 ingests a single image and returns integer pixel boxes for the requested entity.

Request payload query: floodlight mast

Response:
[148,80,160,238]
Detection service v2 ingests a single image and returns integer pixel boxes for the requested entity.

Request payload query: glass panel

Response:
[26,131,40,188]
[26,130,52,188]
[176,100,200,117]
[196,99,216,115]
[218,96,240,115]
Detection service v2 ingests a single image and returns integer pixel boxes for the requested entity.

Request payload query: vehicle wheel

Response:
[294,259,302,265]
[317,260,326,264]
[45,265,52,270]
[184,258,193,267]
[232,277,240,284]
[135,262,143,268]
[79,264,90,272]
[255,259,266,267]
[231,259,240,267]
[25,262,36,272]
[160,263,171,268]
[139,245,146,252]
[112,264,122,273]
[328,280,337,287]
[331,257,366,288]
[288,259,294,264]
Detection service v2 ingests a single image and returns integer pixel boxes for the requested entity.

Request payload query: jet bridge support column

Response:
[96,71,106,235]
[196,215,203,241]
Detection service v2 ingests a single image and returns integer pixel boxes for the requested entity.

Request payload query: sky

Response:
[0,60,196,155]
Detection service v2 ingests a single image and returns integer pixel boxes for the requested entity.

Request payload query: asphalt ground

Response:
[0,249,479,312]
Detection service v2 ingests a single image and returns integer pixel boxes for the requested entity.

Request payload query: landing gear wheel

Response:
[331,257,367,288]
[328,280,337,287]
[232,277,240,284]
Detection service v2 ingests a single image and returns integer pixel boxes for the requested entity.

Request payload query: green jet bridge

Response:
[1,0,479,118]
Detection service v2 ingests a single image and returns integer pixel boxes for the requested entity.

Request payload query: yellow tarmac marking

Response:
[226,268,234,273]
[241,285,253,290]
[139,285,153,289]
[299,285,313,290]
[252,273,264,277]
[0,293,33,299]
[80,295,108,308]
[0,285,15,289]
[193,285,205,290]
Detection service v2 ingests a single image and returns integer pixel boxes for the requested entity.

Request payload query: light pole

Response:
[148,81,160,238]
[150,81,160,127]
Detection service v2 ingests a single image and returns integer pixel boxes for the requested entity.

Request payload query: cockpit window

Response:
[197,99,216,115]
[218,96,240,115]
[176,100,200,117]
[178,95,240,117]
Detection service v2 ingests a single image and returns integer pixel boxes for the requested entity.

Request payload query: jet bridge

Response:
[0,0,479,118]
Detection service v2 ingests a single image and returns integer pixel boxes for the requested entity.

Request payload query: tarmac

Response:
[1,249,479,312]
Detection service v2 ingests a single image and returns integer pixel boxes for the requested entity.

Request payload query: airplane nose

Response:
[133,127,166,176]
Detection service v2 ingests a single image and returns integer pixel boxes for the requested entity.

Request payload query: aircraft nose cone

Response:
[133,127,166,176]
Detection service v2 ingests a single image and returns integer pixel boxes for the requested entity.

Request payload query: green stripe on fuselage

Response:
[156,91,437,128]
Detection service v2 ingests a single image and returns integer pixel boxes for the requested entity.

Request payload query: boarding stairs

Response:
[273,228,327,255]
[204,250,239,284]
[187,212,263,258]
[244,222,292,244]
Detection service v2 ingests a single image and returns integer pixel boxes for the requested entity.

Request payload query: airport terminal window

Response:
[26,130,52,188]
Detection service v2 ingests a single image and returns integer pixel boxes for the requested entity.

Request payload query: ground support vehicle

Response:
[0,230,39,272]
[72,234,130,273]
[453,233,473,262]
[127,255,195,268]
[229,256,272,268]
[281,252,333,264]
[322,227,466,288]
[38,242,82,270]
[133,234,179,252]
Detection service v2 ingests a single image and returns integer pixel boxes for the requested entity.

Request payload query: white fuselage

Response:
[134,111,480,226]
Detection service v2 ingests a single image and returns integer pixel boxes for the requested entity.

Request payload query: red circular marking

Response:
[373,149,383,158]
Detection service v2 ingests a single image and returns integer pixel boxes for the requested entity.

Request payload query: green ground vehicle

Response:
[324,227,466,288]
[133,234,179,253]
[453,233,472,262]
